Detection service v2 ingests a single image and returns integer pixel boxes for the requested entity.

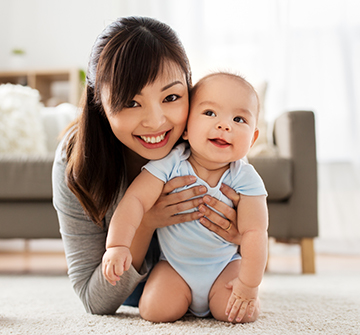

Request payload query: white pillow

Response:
[248,81,277,157]
[0,84,47,154]
[41,103,78,152]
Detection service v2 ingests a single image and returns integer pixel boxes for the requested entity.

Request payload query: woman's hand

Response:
[198,183,242,245]
[141,175,207,230]
[130,175,207,270]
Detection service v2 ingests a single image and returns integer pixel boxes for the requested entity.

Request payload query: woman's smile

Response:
[137,130,171,148]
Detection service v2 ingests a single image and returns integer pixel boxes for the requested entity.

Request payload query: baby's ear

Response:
[250,128,260,148]
[182,129,188,140]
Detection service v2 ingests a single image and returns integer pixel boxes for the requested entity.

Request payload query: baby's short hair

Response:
[190,72,260,120]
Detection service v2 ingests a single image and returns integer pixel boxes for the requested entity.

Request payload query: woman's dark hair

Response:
[66,17,192,226]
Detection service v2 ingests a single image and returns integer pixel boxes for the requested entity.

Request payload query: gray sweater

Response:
[52,135,148,314]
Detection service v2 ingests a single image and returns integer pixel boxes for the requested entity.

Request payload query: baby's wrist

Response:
[106,244,130,250]
[237,277,259,290]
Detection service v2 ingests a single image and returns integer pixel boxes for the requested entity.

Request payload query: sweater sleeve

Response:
[51,134,148,314]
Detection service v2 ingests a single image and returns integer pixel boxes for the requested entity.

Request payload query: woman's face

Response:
[102,62,189,160]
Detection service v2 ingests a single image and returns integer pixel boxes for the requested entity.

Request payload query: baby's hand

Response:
[102,246,132,286]
[225,277,258,323]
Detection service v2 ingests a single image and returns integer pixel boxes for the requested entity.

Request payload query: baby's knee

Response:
[138,298,160,322]
[139,296,187,323]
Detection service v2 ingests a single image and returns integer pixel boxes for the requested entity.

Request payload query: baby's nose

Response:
[217,124,231,131]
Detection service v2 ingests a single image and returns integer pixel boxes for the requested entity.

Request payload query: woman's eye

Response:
[164,94,179,102]
[125,100,140,108]
[204,110,216,117]
[233,116,245,123]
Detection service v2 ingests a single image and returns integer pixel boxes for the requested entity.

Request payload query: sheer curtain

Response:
[121,0,360,163]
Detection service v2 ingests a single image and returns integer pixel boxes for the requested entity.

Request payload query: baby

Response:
[103,72,268,323]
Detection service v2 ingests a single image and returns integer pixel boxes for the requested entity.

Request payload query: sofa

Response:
[0,98,318,273]
[0,101,77,240]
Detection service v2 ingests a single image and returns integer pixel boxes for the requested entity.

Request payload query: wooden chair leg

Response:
[300,238,316,274]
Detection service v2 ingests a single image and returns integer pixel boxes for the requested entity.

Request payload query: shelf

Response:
[0,68,83,106]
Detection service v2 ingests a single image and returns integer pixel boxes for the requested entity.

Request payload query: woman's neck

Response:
[123,147,149,185]
[187,154,230,188]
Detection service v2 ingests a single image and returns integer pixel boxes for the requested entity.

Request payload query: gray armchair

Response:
[0,110,318,273]
[249,111,318,274]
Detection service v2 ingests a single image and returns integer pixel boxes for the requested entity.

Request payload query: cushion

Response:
[0,84,47,154]
[41,103,78,152]
[249,156,293,201]
[0,153,54,200]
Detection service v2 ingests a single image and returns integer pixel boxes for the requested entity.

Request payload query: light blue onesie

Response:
[143,143,267,317]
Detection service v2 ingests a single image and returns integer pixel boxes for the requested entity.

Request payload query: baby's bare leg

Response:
[139,261,191,323]
[209,260,260,323]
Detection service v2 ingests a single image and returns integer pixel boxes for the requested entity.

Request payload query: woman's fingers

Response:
[164,185,207,208]
[196,185,242,244]
[162,175,196,194]
[199,216,241,245]
[165,210,204,226]
[220,183,240,207]
[199,198,235,229]
[204,193,237,223]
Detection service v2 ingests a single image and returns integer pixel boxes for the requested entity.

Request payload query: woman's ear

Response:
[250,128,260,148]
[182,129,188,140]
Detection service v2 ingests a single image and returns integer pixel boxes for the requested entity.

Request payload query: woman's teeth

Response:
[140,132,166,144]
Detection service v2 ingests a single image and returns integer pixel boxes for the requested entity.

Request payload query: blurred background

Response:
[0,0,359,263]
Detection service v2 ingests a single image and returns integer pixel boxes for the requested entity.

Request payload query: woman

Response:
[52,16,241,315]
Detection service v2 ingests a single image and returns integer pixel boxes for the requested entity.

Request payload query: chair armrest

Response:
[272,111,318,238]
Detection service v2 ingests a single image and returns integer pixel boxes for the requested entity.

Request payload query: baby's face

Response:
[183,75,259,167]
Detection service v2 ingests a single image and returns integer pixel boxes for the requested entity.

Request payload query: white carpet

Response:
[1,273,359,335]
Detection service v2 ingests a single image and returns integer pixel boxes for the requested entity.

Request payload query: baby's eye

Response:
[125,100,140,108]
[204,110,216,117]
[233,116,245,123]
[164,94,179,102]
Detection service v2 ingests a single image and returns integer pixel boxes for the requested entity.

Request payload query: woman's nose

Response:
[142,105,166,129]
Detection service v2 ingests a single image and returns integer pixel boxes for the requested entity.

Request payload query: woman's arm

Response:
[52,140,147,314]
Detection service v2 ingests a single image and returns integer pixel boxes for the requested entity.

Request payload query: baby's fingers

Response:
[226,294,243,322]
[225,292,236,317]
[246,301,256,319]
[124,255,132,272]
[234,301,249,323]
[103,263,120,286]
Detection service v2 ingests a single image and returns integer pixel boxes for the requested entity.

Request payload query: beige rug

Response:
[1,273,359,335]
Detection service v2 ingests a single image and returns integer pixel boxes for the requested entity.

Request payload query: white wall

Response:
[1,0,359,163]
[0,0,125,70]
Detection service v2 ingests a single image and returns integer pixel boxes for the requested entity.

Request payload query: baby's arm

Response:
[102,169,164,285]
[225,195,268,321]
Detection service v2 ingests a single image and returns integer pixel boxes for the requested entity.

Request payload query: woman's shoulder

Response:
[54,126,77,163]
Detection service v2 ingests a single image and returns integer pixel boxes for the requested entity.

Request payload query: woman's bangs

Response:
[108,34,168,113]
